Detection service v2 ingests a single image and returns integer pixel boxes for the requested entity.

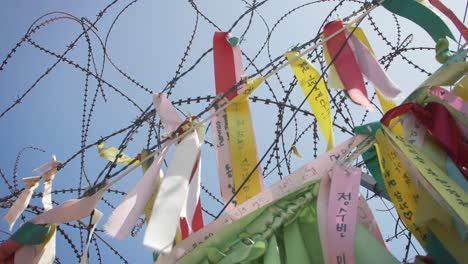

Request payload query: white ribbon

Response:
[104,145,169,239]
[4,176,41,231]
[80,209,104,264]
[143,131,202,253]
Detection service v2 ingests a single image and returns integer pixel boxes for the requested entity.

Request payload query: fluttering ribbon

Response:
[381,102,468,180]
[213,31,264,205]
[80,209,103,264]
[104,145,169,239]
[36,156,61,213]
[16,156,61,264]
[154,94,205,241]
[1,157,61,264]
[143,130,203,253]
[428,0,468,41]
[105,94,204,247]
[179,159,204,240]
[346,26,405,136]
[3,156,61,231]
[0,156,61,263]
[381,0,455,42]
[345,30,401,99]
[325,26,405,139]
[97,142,139,165]
[141,94,205,253]
[323,20,372,110]
[324,25,403,113]
[3,176,41,231]
[138,149,160,222]
[285,51,334,150]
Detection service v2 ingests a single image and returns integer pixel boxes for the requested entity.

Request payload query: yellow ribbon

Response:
[382,126,468,228]
[375,129,428,245]
[226,100,263,205]
[231,77,264,104]
[453,75,468,101]
[285,51,334,150]
[97,142,139,165]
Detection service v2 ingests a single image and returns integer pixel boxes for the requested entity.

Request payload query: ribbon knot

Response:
[174,115,201,138]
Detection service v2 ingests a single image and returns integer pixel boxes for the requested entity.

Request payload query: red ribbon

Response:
[0,240,22,264]
[428,0,468,41]
[323,20,369,106]
[381,102,468,180]
[180,158,204,240]
[180,198,204,240]
[213,32,245,100]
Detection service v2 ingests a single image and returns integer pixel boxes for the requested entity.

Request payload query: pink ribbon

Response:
[324,165,362,264]
[211,101,236,206]
[346,32,401,99]
[429,86,468,116]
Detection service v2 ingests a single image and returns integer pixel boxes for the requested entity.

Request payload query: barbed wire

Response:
[0,0,447,262]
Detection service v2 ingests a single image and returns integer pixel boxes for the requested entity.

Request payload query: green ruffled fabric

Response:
[178,181,397,264]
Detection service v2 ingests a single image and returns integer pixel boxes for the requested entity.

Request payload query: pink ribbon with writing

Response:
[325,165,361,264]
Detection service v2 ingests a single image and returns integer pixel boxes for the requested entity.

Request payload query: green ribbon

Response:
[354,122,390,199]
[283,220,310,264]
[446,158,468,193]
[435,38,452,64]
[227,36,240,47]
[382,0,454,42]
[426,231,457,264]
[10,222,51,245]
[263,235,281,264]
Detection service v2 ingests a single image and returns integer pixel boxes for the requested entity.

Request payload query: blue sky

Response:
[0,0,466,263]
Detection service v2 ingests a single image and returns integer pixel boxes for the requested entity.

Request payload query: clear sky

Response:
[0,0,466,263]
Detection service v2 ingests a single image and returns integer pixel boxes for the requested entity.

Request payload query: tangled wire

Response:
[2,0,464,262]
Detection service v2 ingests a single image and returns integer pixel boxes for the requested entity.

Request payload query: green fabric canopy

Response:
[178,181,398,264]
